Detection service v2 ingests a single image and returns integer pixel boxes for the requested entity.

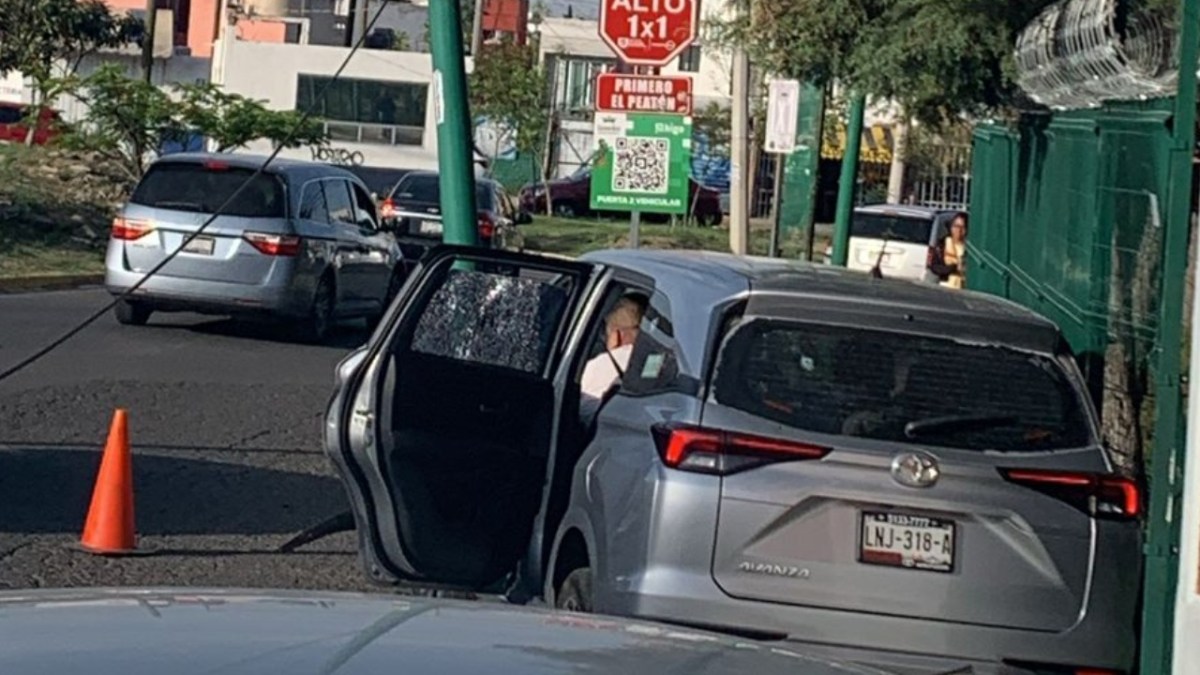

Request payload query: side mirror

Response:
[515,210,533,225]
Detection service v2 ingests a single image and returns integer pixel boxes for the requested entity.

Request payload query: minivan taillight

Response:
[651,423,830,476]
[999,469,1141,520]
[111,217,154,240]
[243,232,301,256]
[478,212,496,239]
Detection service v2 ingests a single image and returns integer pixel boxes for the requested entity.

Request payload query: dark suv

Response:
[380,170,531,275]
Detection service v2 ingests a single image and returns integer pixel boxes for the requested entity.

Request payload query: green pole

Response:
[1139,0,1199,669]
[429,0,479,246]
[830,94,865,266]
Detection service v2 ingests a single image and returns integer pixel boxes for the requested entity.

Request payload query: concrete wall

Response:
[218,40,474,172]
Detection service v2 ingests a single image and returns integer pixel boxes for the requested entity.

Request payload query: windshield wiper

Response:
[904,414,1018,439]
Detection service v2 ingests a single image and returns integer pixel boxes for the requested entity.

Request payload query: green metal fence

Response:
[971,101,1172,465]
[970,97,1188,671]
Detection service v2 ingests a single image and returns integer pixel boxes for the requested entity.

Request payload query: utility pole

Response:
[886,118,907,203]
[768,152,783,257]
[471,0,486,56]
[141,0,157,84]
[429,0,480,246]
[830,93,865,266]
[729,46,751,255]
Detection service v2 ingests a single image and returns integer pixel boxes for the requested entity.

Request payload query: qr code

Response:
[612,136,670,194]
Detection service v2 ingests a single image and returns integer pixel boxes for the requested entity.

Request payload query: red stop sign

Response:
[599,0,698,67]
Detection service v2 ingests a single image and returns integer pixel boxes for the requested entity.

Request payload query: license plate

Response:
[859,511,955,573]
[182,235,215,255]
[418,220,443,235]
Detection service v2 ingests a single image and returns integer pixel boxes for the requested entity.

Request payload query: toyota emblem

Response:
[891,451,940,488]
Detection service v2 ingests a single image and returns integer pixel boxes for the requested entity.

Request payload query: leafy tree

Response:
[175,81,327,154]
[57,65,327,179]
[0,0,141,103]
[707,0,1061,125]
[469,40,548,162]
[693,101,731,152]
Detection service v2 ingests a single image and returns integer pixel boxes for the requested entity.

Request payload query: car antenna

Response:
[870,231,891,279]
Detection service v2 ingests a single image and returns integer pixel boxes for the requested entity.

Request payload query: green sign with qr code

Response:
[589,112,691,215]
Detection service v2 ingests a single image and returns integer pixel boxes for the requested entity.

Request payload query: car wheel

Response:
[113,299,151,326]
[298,276,335,343]
[697,211,722,227]
[553,202,579,218]
[555,568,593,613]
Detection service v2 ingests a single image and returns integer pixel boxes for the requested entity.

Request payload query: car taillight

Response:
[478,212,496,239]
[651,423,830,476]
[927,245,936,267]
[243,232,301,256]
[111,217,154,240]
[380,198,396,219]
[999,469,1140,520]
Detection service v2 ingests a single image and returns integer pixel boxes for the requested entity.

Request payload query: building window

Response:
[547,56,615,118]
[678,44,701,72]
[296,75,428,146]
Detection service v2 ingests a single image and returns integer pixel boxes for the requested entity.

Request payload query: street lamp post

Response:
[428,0,479,246]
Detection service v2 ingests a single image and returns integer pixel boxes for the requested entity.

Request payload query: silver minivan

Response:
[105,153,404,341]
[324,246,1140,674]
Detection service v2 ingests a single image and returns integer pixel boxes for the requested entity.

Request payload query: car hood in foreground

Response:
[0,587,891,675]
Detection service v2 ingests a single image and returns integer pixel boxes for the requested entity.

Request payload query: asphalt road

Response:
[0,287,377,591]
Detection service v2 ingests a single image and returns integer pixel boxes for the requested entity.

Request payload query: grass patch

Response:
[520,216,829,259]
[0,143,118,279]
[0,245,104,279]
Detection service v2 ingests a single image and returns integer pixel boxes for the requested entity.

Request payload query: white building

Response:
[216,39,474,172]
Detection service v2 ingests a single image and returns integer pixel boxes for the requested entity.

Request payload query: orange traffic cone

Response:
[79,409,138,554]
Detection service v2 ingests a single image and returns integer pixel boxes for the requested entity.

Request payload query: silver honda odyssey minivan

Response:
[105,153,404,341]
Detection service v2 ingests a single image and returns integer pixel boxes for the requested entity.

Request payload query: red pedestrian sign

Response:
[598,0,699,67]
[595,73,693,115]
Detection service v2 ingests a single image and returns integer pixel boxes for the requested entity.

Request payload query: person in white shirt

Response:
[580,296,644,410]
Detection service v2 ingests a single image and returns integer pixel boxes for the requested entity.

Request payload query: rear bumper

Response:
[604,578,1136,671]
[104,246,309,318]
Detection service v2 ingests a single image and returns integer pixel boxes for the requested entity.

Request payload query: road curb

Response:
[0,273,105,294]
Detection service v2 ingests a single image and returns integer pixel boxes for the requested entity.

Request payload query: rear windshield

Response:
[130,163,287,218]
[712,321,1092,452]
[391,174,494,209]
[851,213,933,244]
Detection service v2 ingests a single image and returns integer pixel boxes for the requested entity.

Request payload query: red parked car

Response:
[0,103,62,146]
[518,167,724,226]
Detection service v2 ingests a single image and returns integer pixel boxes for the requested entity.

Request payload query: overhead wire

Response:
[0,1,393,384]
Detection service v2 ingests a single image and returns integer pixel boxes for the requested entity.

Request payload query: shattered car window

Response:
[410,268,571,373]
